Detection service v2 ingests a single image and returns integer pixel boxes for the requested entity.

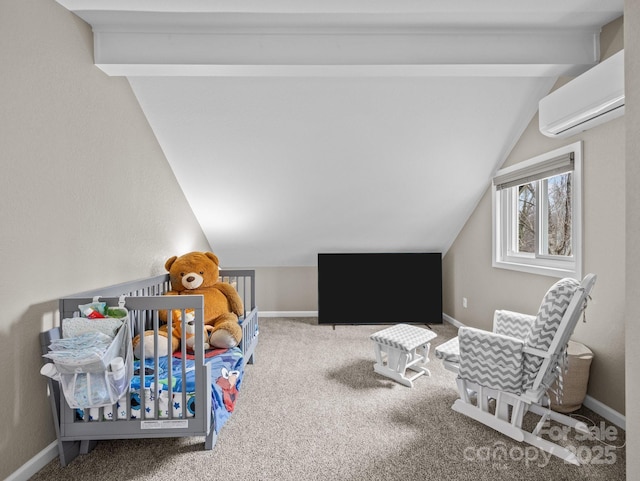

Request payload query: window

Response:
[492,141,582,278]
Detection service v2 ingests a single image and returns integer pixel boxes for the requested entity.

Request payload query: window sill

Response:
[493,259,580,279]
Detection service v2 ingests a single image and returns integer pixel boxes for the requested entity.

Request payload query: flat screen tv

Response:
[318,252,442,325]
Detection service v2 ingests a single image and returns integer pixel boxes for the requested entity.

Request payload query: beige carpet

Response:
[32,318,626,480]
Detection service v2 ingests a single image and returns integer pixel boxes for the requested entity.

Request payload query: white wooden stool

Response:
[370,324,438,387]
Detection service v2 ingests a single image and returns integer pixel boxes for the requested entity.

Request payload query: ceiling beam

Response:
[56,8,603,78]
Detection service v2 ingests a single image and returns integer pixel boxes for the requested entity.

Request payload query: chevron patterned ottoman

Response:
[370,324,437,387]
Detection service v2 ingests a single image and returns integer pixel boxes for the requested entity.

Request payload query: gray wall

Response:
[0,1,211,478]
[624,1,639,477]
[254,267,318,312]
[443,18,626,415]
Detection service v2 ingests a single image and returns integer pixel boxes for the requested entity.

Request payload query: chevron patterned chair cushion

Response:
[369,323,437,352]
[493,310,536,340]
[435,336,460,363]
[458,327,525,394]
[434,311,535,366]
[522,277,580,390]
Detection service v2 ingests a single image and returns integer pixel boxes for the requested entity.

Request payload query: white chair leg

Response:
[373,343,384,366]
[510,399,525,427]
[456,378,471,403]
[495,392,510,422]
[396,351,410,376]
[478,386,489,411]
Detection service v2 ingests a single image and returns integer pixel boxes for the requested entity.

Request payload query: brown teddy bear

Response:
[132,251,244,359]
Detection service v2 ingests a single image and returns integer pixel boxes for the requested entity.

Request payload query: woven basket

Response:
[549,340,593,413]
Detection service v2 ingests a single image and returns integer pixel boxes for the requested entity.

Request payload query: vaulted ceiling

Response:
[56,0,623,266]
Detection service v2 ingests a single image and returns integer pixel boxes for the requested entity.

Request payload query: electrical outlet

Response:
[463,297,468,308]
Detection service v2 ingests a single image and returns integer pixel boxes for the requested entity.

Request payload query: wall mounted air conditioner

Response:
[539,50,624,138]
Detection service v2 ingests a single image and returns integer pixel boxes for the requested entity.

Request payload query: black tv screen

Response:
[318,253,442,325]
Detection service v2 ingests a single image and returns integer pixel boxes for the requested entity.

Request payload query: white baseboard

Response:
[441,313,626,430]
[583,395,626,430]
[6,441,57,481]
[259,311,318,318]
[442,312,465,329]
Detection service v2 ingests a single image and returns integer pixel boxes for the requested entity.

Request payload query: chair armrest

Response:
[492,310,536,340]
[458,327,525,394]
[523,346,551,359]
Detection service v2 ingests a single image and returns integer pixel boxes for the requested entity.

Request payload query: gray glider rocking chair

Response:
[435,274,597,465]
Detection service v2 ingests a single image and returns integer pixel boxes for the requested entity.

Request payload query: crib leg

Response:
[57,439,97,466]
[80,439,97,455]
[57,441,78,467]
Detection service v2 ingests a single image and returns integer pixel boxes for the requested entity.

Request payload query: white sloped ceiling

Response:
[56,0,622,266]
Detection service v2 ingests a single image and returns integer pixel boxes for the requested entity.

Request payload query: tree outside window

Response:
[545,173,572,256]
[518,182,536,254]
[516,173,572,257]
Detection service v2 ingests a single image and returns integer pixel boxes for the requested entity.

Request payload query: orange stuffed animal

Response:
[132,251,244,359]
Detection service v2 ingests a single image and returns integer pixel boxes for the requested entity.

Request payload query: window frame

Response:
[492,141,582,279]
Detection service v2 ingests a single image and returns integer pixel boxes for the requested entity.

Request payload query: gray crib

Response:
[40,270,259,467]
